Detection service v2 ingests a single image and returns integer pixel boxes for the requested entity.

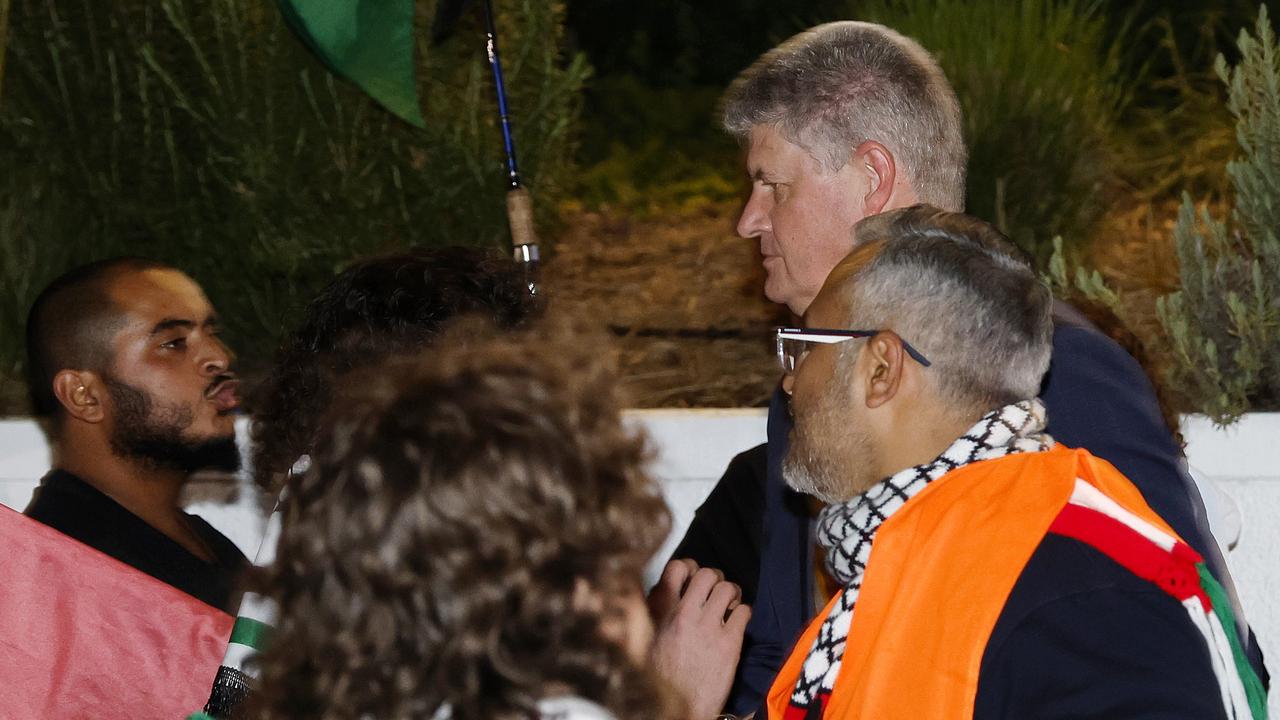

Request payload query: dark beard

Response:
[105,378,241,474]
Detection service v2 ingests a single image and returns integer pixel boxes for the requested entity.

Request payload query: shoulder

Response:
[977,534,1226,720]
[25,469,96,518]
[25,470,132,551]
[1044,318,1159,410]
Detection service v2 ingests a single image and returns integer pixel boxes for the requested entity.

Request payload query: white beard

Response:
[782,380,874,504]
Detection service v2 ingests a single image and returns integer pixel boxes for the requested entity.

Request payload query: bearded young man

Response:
[24,258,248,612]
[662,20,1266,715]
[768,206,1259,719]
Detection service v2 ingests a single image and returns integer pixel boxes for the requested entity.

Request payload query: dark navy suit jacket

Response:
[674,310,1267,715]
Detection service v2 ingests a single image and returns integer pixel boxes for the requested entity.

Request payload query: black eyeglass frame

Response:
[775,327,932,374]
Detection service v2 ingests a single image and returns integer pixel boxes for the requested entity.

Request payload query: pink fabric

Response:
[0,504,233,719]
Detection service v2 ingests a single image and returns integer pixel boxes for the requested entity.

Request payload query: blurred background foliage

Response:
[0,0,585,407]
[0,0,1276,416]
[851,0,1129,268]
[1057,5,1280,424]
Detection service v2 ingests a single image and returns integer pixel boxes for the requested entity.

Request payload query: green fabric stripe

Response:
[277,0,427,128]
[229,616,275,651]
[1197,563,1268,719]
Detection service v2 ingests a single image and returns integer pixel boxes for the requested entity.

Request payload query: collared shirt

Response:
[25,469,247,612]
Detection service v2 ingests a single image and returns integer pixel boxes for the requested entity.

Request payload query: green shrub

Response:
[1114,4,1267,202]
[0,0,586,411]
[1057,5,1280,423]
[1156,6,1280,421]
[849,0,1129,267]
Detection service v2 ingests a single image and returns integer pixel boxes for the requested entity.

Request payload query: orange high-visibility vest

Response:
[766,444,1178,720]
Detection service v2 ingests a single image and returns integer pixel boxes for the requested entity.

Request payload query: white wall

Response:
[2,412,1277,709]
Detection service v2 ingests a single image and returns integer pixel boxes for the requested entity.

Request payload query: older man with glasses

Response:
[761,205,1259,720]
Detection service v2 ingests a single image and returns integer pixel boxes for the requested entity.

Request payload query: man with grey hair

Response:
[764,205,1244,719]
[726,21,964,316]
[660,21,1265,715]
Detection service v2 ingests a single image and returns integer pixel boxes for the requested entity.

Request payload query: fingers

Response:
[706,575,743,615]
[658,558,698,595]
[647,558,700,623]
[725,602,752,635]
[680,567,726,606]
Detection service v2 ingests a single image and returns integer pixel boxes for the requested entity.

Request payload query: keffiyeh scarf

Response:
[788,400,1054,716]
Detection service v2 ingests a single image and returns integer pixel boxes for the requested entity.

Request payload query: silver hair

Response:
[722,21,966,212]
[835,206,1052,413]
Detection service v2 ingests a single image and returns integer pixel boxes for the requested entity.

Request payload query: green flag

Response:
[277,0,426,128]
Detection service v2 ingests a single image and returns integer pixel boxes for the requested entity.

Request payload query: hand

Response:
[648,560,752,719]
[647,558,698,624]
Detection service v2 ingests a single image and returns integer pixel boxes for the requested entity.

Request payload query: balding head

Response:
[25,257,168,423]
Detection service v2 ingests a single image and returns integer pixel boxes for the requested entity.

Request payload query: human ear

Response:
[852,141,897,217]
[862,333,905,409]
[52,370,106,424]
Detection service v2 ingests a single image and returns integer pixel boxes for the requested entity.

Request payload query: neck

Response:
[54,426,206,557]
[874,403,981,481]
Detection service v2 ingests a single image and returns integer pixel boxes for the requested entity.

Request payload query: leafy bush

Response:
[1114,4,1268,201]
[0,0,586,411]
[1058,5,1280,423]
[848,0,1129,267]
[1156,6,1280,421]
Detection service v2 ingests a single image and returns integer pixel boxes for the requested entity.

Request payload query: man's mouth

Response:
[206,378,241,412]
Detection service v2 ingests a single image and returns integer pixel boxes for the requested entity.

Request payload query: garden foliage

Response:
[0,0,586,409]
[1156,6,1280,422]
[850,0,1128,267]
[1059,5,1280,423]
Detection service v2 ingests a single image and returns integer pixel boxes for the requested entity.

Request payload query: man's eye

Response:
[161,337,187,350]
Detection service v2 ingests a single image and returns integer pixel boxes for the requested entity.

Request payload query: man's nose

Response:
[736,188,770,239]
[201,338,235,375]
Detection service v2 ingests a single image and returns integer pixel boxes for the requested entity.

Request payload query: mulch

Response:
[541,201,786,407]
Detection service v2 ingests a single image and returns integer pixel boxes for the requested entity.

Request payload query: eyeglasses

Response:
[776,327,932,375]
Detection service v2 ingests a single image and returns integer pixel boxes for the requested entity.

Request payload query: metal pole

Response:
[481,0,539,295]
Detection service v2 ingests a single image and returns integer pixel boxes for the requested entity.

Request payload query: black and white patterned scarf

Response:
[788,400,1053,715]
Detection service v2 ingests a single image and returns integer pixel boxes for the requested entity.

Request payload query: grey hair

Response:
[723,21,966,212]
[834,205,1051,414]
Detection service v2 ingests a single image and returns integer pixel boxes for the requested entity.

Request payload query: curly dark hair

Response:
[250,246,535,490]
[250,318,676,720]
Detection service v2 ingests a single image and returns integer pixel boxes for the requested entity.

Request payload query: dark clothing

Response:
[678,310,1267,715]
[25,470,247,613]
[672,444,766,606]
[977,533,1227,719]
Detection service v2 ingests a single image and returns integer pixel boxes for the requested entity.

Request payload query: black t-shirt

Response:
[671,443,766,605]
[25,469,248,613]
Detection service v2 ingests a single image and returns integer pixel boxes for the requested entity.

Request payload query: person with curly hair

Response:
[250,245,535,492]
[202,247,538,717]
[250,319,726,719]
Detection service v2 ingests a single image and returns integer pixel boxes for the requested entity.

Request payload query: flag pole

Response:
[481,0,539,295]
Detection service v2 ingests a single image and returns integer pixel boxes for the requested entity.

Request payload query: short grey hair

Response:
[723,22,966,212]
[833,206,1051,414]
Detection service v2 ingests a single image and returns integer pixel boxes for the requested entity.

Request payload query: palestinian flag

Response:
[0,505,233,719]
